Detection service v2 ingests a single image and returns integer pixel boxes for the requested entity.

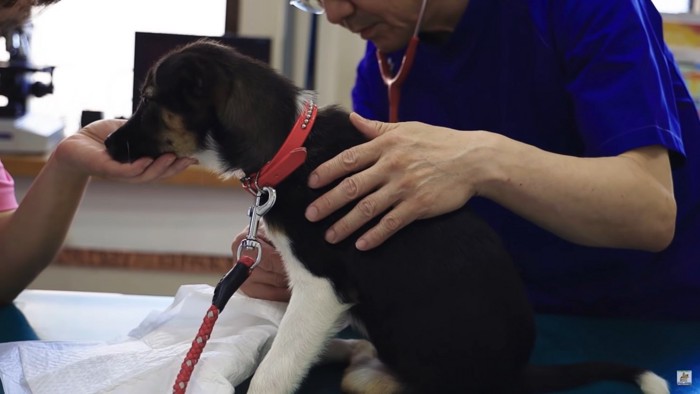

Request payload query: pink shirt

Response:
[0,159,18,211]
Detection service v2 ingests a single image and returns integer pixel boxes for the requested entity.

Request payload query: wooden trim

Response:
[1,154,240,189]
[0,154,48,177]
[225,0,240,34]
[56,247,231,274]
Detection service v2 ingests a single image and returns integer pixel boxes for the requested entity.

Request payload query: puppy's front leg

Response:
[247,260,349,394]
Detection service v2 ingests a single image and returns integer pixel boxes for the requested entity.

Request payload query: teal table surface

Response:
[236,314,700,393]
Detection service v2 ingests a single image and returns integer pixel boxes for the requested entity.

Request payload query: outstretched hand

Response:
[305,113,486,251]
[52,119,197,182]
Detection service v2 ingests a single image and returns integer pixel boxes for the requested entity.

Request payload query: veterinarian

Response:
[235,0,700,392]
[293,0,699,321]
[0,1,195,349]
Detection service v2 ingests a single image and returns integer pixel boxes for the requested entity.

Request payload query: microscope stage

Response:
[0,113,64,154]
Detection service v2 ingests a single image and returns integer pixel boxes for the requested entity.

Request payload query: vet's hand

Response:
[305,113,483,251]
[51,119,197,182]
[232,226,291,302]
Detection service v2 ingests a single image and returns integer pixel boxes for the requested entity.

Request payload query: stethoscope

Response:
[376,0,428,123]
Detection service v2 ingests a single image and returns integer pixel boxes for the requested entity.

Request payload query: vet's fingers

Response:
[232,229,281,272]
[234,242,285,279]
[321,188,396,245]
[231,230,248,254]
[245,250,284,274]
[348,112,397,139]
[248,266,288,288]
[307,139,380,190]
[232,224,273,247]
[354,202,417,251]
[306,163,385,224]
[240,282,291,302]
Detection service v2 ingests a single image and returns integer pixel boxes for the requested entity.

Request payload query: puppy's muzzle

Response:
[104,129,133,163]
[105,118,164,163]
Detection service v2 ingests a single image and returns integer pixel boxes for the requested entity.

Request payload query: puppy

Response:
[105,39,669,394]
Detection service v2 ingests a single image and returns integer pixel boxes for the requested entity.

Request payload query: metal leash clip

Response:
[236,186,277,270]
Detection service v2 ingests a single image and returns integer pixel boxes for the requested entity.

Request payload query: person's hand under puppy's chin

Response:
[49,118,198,183]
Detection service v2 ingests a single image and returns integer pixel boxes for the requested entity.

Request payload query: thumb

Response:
[349,112,397,140]
[82,118,127,141]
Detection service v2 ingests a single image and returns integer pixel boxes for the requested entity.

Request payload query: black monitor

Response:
[132,32,272,113]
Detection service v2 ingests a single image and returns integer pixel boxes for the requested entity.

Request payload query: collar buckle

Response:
[236,186,277,269]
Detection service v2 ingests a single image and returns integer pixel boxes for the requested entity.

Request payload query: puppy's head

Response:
[105,39,300,176]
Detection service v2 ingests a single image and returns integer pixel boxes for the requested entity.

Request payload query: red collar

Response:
[242,101,318,193]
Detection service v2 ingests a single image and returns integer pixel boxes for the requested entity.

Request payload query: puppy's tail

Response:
[521,363,669,394]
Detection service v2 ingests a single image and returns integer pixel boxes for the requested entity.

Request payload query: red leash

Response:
[173,305,219,393]
[172,255,256,393]
[172,101,317,393]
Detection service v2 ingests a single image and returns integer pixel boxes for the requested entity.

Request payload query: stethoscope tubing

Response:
[375,0,428,123]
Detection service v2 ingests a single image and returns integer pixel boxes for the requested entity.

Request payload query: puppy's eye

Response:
[142,96,150,104]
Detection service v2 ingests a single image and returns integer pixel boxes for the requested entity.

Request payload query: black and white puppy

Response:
[105,39,668,394]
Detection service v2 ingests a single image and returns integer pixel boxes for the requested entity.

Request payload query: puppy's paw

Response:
[340,340,402,394]
[321,338,372,364]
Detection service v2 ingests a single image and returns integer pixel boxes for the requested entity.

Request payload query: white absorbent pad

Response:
[0,284,286,394]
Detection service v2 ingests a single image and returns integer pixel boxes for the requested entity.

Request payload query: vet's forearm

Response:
[0,156,89,303]
[478,137,676,252]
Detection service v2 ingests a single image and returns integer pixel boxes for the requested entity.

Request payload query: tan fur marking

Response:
[143,86,155,98]
[340,339,404,394]
[159,108,199,156]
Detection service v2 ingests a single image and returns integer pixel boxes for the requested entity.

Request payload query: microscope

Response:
[0,23,64,153]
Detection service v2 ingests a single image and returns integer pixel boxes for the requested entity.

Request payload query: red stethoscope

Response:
[376,0,428,123]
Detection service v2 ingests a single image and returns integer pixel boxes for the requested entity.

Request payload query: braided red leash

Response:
[172,255,256,393]
[173,305,220,393]
[170,102,309,391]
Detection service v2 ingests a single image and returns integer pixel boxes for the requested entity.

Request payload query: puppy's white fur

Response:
[246,226,352,394]
[193,135,242,179]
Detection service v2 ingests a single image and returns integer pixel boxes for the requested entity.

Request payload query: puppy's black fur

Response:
[105,39,667,394]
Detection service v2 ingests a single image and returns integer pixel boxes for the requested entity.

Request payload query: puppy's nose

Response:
[104,131,132,163]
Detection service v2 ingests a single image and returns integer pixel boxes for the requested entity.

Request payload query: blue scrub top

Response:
[352,0,700,320]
